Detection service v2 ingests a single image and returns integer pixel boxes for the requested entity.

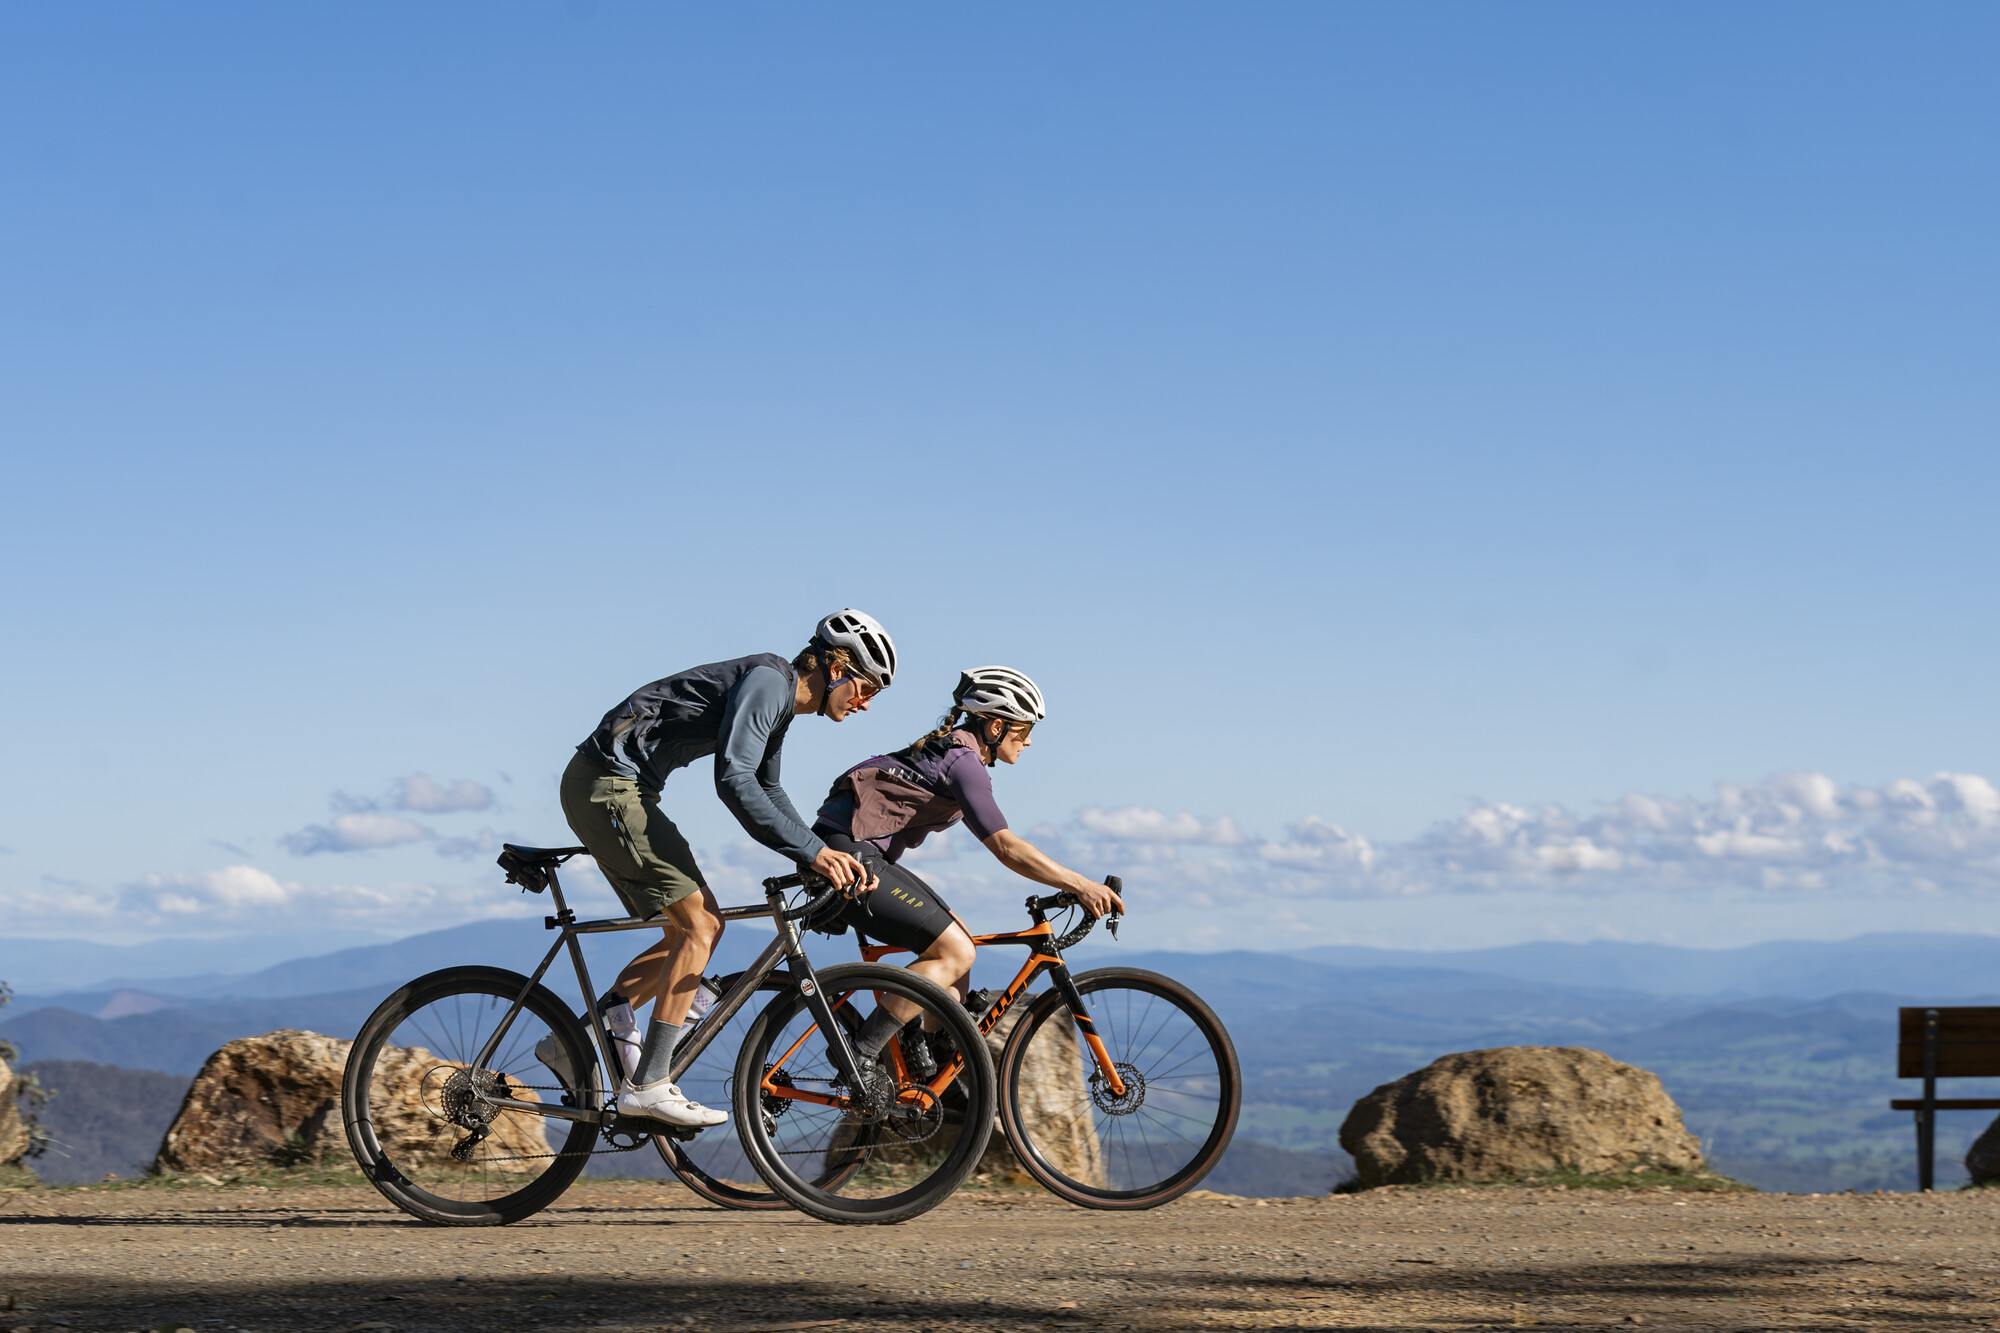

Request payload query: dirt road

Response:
[5,1180,1997,1332]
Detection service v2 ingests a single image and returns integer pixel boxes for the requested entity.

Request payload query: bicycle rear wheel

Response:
[998,967,1239,1209]
[655,969,859,1210]
[342,965,600,1226]
[732,962,994,1225]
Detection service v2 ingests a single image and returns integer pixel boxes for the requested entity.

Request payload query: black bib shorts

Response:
[810,830,959,954]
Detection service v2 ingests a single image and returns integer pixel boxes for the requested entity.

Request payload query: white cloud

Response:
[1009,771,2000,904]
[326,773,497,818]
[1256,817,1377,872]
[282,813,433,855]
[285,773,498,854]
[435,829,506,860]
[0,860,596,939]
[139,864,297,911]
[1076,807,1244,845]
[393,774,495,814]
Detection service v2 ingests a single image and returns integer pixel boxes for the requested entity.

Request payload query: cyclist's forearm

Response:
[983,829,1092,893]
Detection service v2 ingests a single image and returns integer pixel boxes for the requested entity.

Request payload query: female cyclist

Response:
[809,665,1124,1074]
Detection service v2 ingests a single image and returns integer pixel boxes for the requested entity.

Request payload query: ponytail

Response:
[894,707,968,761]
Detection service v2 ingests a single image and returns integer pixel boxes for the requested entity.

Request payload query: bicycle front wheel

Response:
[342,966,600,1226]
[998,967,1240,1209]
[732,962,995,1224]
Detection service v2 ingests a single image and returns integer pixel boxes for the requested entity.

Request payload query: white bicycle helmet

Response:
[953,665,1046,723]
[813,608,898,689]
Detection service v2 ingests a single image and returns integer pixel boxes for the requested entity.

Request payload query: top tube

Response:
[556,871,844,935]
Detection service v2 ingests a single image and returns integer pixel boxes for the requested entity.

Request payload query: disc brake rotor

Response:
[1089,1062,1147,1116]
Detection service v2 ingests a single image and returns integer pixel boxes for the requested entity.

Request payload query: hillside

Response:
[19,1060,192,1183]
[9,929,1998,1193]
[17,927,2000,1010]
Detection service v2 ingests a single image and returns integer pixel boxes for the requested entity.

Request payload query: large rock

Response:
[0,1052,31,1164]
[156,1029,551,1175]
[1965,1115,2000,1185]
[1339,1046,1704,1188]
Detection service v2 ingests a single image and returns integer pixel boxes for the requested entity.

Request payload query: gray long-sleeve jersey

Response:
[576,653,826,867]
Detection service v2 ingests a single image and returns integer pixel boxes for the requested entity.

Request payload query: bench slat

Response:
[1896,1007,2000,1078]
[1889,1099,2000,1110]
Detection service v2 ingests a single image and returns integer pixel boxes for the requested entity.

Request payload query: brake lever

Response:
[1107,913,1121,940]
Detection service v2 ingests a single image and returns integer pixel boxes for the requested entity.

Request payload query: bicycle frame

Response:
[854,911,1129,1099]
[467,864,865,1129]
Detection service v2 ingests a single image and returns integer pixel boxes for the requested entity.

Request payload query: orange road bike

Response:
[669,877,1241,1212]
[339,845,996,1227]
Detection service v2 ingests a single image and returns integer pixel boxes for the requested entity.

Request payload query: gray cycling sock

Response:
[632,1017,684,1087]
[854,1007,906,1060]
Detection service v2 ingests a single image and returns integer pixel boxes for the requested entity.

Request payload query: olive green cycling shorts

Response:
[560,751,707,919]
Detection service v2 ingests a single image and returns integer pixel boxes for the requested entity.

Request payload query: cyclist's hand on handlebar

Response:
[1072,877,1125,919]
[813,846,876,895]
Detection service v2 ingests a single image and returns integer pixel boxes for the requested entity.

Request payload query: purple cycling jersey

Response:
[814,729,1009,861]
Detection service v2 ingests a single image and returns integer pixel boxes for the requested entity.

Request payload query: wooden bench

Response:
[1891,1007,2000,1191]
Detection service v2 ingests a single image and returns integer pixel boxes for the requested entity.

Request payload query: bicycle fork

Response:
[1047,965,1129,1098]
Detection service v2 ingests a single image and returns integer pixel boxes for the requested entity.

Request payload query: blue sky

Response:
[3,3,1998,962]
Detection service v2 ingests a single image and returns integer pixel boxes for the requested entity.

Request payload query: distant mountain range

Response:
[8,926,2000,1195]
[1283,933,2000,1000]
[12,927,2000,1007]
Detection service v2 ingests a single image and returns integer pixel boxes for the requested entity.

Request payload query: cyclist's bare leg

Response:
[613,926,679,1009]
[608,888,724,1022]
[878,921,974,1027]
[654,887,725,1025]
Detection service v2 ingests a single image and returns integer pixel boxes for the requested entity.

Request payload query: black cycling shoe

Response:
[963,988,1002,1018]
[920,1028,965,1078]
[900,1024,938,1082]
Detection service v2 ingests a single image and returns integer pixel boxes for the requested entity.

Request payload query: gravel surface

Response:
[5,1180,1998,1332]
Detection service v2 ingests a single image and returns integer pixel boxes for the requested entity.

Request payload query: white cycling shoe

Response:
[616,1077,727,1129]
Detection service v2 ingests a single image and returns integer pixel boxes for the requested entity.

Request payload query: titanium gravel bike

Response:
[339,845,994,1226]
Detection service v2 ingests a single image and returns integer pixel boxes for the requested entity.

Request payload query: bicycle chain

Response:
[437,1082,691,1166]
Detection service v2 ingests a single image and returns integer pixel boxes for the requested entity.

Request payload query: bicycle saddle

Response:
[501,843,588,865]
[497,843,588,892]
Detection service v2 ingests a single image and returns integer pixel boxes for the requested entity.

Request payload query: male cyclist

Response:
[540,609,895,1128]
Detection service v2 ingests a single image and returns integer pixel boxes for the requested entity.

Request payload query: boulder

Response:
[1339,1045,1704,1188]
[976,1002,1106,1185]
[156,1029,551,1175]
[0,1052,31,1164]
[1965,1114,2000,1185]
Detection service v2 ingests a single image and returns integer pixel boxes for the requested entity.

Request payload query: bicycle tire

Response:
[998,967,1239,1210]
[343,965,599,1226]
[655,969,858,1210]
[731,962,995,1225]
